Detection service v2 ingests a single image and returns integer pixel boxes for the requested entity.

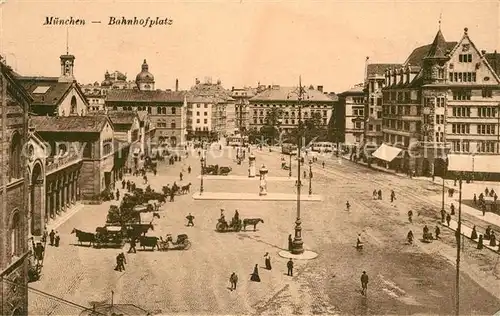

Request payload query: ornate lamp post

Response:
[287,76,310,255]
[200,156,205,195]
[308,159,313,195]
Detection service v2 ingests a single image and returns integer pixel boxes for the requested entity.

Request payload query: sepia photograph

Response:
[0,0,500,315]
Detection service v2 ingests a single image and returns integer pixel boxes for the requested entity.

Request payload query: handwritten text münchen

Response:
[108,17,173,27]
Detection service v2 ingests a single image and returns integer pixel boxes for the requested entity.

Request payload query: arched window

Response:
[103,142,112,156]
[10,211,21,258]
[9,132,22,180]
[171,107,176,115]
[70,96,77,115]
[171,122,176,129]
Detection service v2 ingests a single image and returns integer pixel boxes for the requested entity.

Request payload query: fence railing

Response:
[46,153,83,175]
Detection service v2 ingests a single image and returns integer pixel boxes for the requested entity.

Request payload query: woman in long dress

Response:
[250,264,261,282]
[264,252,272,270]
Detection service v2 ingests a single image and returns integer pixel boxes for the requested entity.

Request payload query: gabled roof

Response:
[367,64,402,76]
[106,89,185,103]
[425,29,449,59]
[251,86,334,102]
[404,42,457,67]
[30,115,111,133]
[16,76,89,107]
[485,52,500,78]
[107,110,138,125]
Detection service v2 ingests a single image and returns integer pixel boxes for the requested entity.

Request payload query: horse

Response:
[242,218,264,231]
[139,236,160,251]
[181,183,192,194]
[71,228,96,246]
[126,223,154,238]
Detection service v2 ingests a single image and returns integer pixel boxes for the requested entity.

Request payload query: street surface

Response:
[29,145,500,315]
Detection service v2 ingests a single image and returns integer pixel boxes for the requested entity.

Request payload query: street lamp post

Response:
[200,156,205,195]
[308,160,312,195]
[288,76,309,255]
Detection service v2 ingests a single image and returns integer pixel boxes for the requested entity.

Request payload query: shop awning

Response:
[448,154,500,173]
[372,144,402,162]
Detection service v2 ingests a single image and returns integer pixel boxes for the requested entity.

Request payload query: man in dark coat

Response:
[361,271,369,295]
[188,166,191,174]
[288,234,293,251]
[186,213,195,227]
[128,238,137,253]
[229,272,238,290]
[122,179,126,189]
[287,258,294,276]
[49,229,55,246]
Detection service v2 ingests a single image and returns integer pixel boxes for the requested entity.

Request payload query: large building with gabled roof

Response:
[375,27,500,177]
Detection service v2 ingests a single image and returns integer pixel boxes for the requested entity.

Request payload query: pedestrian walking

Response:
[377,189,382,200]
[287,258,294,276]
[435,226,440,239]
[478,235,484,249]
[264,252,272,270]
[180,172,183,181]
[322,161,325,168]
[186,213,195,226]
[473,193,477,205]
[49,229,55,246]
[390,190,396,203]
[469,225,477,240]
[119,252,126,271]
[121,179,126,189]
[446,213,451,226]
[250,264,261,282]
[116,189,120,201]
[450,203,455,215]
[153,168,157,176]
[408,210,413,223]
[188,165,191,174]
[169,190,175,202]
[482,204,486,216]
[229,272,238,290]
[361,271,369,296]
[54,232,60,247]
[115,253,123,272]
[128,238,137,253]
[288,234,293,251]
[303,170,307,179]
[42,228,48,244]
[440,208,446,223]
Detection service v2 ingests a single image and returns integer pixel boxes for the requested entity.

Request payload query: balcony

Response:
[46,152,83,175]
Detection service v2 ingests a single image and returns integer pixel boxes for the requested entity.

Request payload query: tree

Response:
[303,112,326,144]
[260,108,282,145]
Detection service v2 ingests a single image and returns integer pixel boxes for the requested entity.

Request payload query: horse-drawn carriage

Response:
[216,217,242,232]
[94,226,126,248]
[203,164,232,176]
[138,233,191,251]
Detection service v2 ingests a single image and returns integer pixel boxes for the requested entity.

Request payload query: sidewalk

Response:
[441,218,499,253]
[340,156,500,229]
[45,202,85,232]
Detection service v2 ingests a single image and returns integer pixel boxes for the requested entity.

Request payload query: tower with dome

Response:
[136,59,155,91]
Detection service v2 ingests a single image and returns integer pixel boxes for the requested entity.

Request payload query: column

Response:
[52,187,57,218]
[76,172,80,200]
[45,191,50,224]
[70,176,75,203]
[33,181,44,236]
[65,180,70,206]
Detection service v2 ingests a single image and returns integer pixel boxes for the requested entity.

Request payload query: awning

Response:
[448,154,500,173]
[371,144,402,162]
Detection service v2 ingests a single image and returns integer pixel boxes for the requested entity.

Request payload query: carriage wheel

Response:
[183,241,191,250]
[216,222,224,231]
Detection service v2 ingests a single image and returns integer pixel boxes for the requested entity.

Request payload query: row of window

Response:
[111,105,178,115]
[458,54,473,63]
[451,123,497,134]
[252,110,328,117]
[452,141,498,153]
[157,122,177,128]
[449,72,477,83]
[384,89,496,103]
[367,124,382,132]
[452,107,497,117]
[251,103,330,109]
[252,118,328,125]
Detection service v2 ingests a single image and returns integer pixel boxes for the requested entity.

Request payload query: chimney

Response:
[317,85,323,93]
[175,79,179,92]
[481,50,486,55]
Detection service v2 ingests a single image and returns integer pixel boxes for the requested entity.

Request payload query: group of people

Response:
[473,187,499,215]
[228,254,294,291]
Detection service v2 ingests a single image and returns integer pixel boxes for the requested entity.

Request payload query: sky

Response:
[1,0,499,93]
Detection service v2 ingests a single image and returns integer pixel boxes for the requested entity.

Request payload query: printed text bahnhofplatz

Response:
[108,16,173,27]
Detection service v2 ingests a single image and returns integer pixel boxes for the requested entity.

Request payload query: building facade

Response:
[364,64,401,145]
[231,87,255,133]
[249,85,334,136]
[338,84,365,146]
[380,27,500,176]
[186,78,235,140]
[0,60,32,316]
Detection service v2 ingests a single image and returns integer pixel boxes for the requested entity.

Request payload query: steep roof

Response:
[405,42,457,67]
[367,64,402,76]
[16,76,74,106]
[339,84,364,96]
[485,52,500,78]
[30,115,110,133]
[251,86,334,102]
[1,62,33,105]
[107,110,138,125]
[106,89,186,103]
[425,29,449,59]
